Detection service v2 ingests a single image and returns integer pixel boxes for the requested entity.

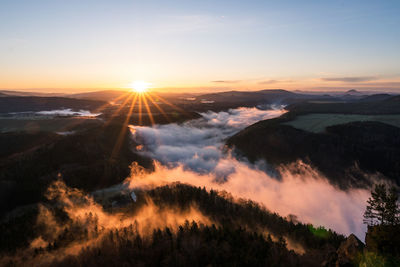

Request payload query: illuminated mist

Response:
[127,107,371,239]
[0,180,213,266]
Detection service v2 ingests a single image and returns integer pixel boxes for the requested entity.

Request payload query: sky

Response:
[1,0,400,93]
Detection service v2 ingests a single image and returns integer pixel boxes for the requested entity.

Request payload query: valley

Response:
[0,89,399,266]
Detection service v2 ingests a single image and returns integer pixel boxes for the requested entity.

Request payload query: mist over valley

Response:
[2,1,400,265]
[1,89,400,266]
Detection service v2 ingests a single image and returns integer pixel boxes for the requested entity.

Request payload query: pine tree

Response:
[385,186,400,225]
[363,184,399,226]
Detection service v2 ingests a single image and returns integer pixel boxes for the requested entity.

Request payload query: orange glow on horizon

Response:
[3,76,400,94]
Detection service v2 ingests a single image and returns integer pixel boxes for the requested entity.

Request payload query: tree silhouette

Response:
[363,184,399,226]
[386,186,400,225]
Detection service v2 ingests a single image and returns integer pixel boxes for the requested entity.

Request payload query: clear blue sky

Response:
[1,0,399,92]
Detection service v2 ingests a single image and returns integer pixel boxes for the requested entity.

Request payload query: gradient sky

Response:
[1,0,400,93]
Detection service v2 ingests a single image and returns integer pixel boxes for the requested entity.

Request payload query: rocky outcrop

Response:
[336,234,365,266]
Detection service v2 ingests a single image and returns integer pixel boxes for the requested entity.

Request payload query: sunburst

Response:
[131,81,150,93]
[79,81,191,158]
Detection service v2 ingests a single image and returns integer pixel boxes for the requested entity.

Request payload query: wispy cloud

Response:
[258,79,293,85]
[320,76,377,83]
[357,81,400,87]
[211,80,241,84]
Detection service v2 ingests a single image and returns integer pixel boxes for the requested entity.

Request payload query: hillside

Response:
[5,183,396,266]
[0,122,153,216]
[68,90,130,101]
[227,104,400,189]
[287,95,400,115]
[0,183,345,267]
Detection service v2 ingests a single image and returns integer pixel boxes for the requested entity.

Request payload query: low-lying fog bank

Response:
[130,107,285,175]
[128,107,371,239]
[4,108,101,117]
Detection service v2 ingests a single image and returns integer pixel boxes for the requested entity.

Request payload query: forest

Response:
[0,182,345,266]
[227,109,400,189]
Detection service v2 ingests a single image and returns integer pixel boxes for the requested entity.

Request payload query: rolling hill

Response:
[227,97,400,189]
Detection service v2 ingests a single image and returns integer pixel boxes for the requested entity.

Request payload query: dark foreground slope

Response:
[0,183,344,267]
[227,98,400,189]
[54,223,297,267]
[2,183,399,266]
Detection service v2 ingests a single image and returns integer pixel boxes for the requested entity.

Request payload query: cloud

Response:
[320,76,377,83]
[353,81,400,87]
[128,107,370,240]
[211,80,241,84]
[35,109,101,117]
[126,160,370,240]
[130,107,285,175]
[258,79,293,85]
[259,79,278,84]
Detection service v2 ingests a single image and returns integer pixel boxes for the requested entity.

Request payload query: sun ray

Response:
[138,93,143,125]
[111,93,138,158]
[95,91,132,114]
[145,93,171,122]
[148,92,189,115]
[56,91,132,132]
[125,93,138,125]
[142,93,155,125]
[104,92,135,126]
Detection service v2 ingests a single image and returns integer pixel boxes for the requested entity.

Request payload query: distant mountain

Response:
[358,93,393,102]
[0,90,66,97]
[0,96,106,113]
[346,89,361,95]
[68,90,129,102]
[194,89,339,106]
[68,90,199,103]
[294,89,396,97]
[196,89,296,102]
[68,89,341,113]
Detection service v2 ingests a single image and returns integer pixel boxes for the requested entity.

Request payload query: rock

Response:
[336,234,365,266]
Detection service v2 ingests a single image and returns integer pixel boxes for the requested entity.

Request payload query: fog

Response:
[8,108,101,117]
[42,180,213,244]
[128,107,371,239]
[131,107,285,175]
[0,180,213,266]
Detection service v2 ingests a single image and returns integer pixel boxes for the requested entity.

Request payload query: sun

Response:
[131,81,150,93]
